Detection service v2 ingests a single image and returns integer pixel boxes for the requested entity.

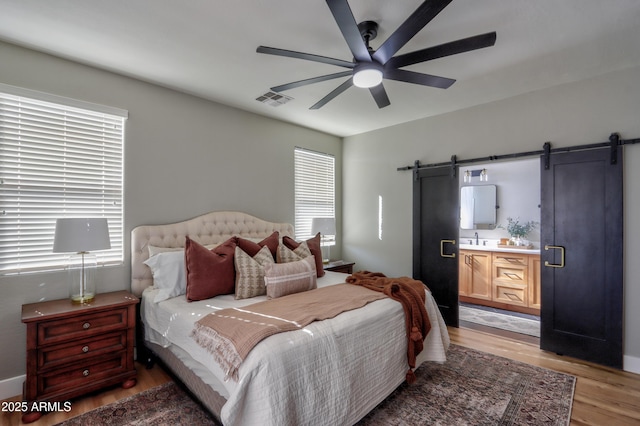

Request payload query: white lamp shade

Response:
[311,218,336,235]
[53,218,111,253]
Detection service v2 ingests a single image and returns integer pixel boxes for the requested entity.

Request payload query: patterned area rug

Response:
[55,381,216,426]
[460,305,541,337]
[57,345,574,426]
[358,345,574,425]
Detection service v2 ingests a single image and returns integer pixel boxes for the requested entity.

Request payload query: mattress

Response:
[141,270,449,425]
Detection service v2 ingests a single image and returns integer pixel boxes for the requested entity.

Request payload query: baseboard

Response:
[0,374,24,401]
[624,354,640,375]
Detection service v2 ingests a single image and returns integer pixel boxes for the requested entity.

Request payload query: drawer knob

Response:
[83,322,91,329]
[82,345,89,353]
[82,369,90,377]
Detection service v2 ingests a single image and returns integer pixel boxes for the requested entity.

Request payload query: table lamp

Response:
[53,218,111,304]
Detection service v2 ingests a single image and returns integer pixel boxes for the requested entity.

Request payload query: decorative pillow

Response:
[264,256,317,299]
[234,245,275,299]
[148,245,183,257]
[144,250,186,303]
[149,242,219,257]
[276,241,312,263]
[185,236,237,302]
[282,233,325,277]
[236,231,279,260]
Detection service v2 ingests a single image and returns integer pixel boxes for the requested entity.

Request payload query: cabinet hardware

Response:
[83,322,91,329]
[503,292,523,302]
[497,256,522,262]
[82,346,89,353]
[82,369,90,377]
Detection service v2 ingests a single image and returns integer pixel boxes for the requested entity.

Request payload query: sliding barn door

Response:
[540,147,623,368]
[413,165,459,326]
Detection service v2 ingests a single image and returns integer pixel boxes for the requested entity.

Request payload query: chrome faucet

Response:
[474,232,479,245]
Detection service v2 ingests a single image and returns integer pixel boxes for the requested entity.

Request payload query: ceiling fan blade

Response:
[372,0,453,65]
[271,71,353,92]
[257,46,355,68]
[385,68,455,89]
[326,0,371,62]
[386,32,497,69]
[369,84,390,108]
[310,78,353,109]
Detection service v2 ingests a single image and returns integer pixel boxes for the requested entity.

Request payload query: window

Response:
[294,147,335,242]
[0,84,126,274]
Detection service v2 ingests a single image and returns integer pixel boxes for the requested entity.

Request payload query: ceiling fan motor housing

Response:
[352,61,384,88]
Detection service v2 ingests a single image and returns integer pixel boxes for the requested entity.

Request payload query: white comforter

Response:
[142,271,449,426]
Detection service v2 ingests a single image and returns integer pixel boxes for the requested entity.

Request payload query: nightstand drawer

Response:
[38,352,128,397]
[38,331,127,370]
[37,308,128,346]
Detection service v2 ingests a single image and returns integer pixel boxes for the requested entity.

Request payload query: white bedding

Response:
[142,270,450,426]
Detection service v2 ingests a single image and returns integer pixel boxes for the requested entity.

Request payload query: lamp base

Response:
[70,293,95,305]
[67,252,97,305]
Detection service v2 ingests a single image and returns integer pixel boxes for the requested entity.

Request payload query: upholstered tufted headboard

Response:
[131,211,294,297]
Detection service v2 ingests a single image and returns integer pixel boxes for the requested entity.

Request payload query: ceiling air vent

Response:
[256,91,293,107]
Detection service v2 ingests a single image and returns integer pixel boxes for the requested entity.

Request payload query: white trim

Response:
[0,82,128,118]
[0,374,25,400]
[624,354,640,375]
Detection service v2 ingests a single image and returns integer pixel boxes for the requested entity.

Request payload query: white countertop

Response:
[458,243,540,254]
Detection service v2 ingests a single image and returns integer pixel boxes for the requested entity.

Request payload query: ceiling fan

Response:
[257,0,496,109]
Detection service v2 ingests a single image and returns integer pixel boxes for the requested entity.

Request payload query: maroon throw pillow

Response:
[237,231,279,260]
[185,236,237,302]
[282,233,325,277]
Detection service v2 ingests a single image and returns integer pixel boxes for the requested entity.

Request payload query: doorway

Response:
[412,140,625,368]
[457,158,541,340]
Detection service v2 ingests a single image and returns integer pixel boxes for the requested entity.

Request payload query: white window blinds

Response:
[294,147,335,242]
[0,87,126,274]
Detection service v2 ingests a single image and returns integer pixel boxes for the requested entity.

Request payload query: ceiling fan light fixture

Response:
[353,62,383,88]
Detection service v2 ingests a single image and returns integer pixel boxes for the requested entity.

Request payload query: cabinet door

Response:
[465,251,492,300]
[458,251,471,297]
[528,255,541,310]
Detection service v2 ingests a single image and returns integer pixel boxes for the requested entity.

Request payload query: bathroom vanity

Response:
[458,244,541,315]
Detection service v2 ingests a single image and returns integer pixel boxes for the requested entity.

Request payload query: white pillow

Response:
[144,250,186,303]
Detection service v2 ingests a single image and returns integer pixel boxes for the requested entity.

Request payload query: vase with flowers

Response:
[499,217,538,246]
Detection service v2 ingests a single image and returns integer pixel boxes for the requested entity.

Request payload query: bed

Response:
[131,211,449,425]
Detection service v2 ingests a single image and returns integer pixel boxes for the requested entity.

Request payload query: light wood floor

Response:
[2,326,640,425]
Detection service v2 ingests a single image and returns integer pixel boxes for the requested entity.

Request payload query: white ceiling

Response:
[1,1,640,137]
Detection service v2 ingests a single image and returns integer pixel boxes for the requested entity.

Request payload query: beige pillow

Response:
[276,242,312,263]
[264,256,317,299]
[234,245,274,299]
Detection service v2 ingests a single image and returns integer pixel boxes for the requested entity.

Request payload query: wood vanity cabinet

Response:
[459,249,540,315]
[459,250,492,301]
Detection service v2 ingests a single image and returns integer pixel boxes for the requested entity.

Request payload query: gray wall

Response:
[0,41,341,384]
[343,65,640,372]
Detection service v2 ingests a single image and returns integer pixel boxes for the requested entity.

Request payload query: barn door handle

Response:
[440,239,456,258]
[544,245,565,268]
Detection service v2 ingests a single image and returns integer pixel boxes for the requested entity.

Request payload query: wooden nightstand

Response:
[21,290,139,423]
[324,260,355,274]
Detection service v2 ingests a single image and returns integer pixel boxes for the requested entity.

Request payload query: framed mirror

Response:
[460,185,497,230]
